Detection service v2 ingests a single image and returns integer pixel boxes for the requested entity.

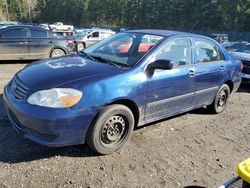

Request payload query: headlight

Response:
[27,88,82,108]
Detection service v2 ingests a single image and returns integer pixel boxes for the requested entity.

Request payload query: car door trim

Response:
[195,86,218,95]
[147,86,218,108]
[147,92,194,108]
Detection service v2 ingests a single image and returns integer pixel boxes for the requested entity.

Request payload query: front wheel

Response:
[208,84,230,114]
[87,104,134,155]
[77,43,85,52]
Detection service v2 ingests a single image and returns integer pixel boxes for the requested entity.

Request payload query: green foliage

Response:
[0,0,249,32]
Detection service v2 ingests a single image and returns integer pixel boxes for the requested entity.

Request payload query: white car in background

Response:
[49,22,74,32]
[74,28,116,51]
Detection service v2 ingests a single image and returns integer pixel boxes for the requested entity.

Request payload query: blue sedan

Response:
[3,30,242,154]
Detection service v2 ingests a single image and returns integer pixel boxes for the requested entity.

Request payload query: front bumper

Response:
[3,84,99,147]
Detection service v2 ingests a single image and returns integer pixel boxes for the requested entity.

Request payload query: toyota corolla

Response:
[3,30,242,154]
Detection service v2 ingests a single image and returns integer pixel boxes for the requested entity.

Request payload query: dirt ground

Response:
[0,62,249,188]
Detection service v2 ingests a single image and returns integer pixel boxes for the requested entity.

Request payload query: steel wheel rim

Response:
[100,115,127,145]
[217,89,228,108]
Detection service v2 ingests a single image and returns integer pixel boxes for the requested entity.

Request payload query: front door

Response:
[86,31,100,47]
[145,37,196,122]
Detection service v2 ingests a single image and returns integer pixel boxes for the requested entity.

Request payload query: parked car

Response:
[0,21,21,25]
[0,25,76,60]
[49,22,74,32]
[231,43,250,83]
[74,29,116,51]
[225,41,248,52]
[3,30,242,154]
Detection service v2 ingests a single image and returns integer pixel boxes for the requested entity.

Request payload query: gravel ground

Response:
[0,62,249,188]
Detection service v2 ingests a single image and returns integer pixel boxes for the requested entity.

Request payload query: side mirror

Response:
[87,35,91,39]
[149,59,173,70]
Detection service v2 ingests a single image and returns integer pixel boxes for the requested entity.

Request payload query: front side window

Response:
[91,32,99,38]
[1,28,27,38]
[194,38,224,63]
[30,29,47,38]
[152,38,192,68]
[84,32,163,66]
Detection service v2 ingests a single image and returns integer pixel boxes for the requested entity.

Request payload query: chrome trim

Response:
[147,92,194,108]
[195,86,218,95]
[147,86,218,108]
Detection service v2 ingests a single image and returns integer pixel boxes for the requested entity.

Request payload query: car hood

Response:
[16,55,121,90]
[231,52,250,61]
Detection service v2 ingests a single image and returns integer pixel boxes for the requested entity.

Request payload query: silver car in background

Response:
[74,28,116,51]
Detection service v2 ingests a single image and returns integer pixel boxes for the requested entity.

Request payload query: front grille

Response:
[242,60,250,74]
[11,76,29,100]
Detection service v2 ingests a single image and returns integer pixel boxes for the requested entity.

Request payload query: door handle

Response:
[220,65,225,71]
[187,70,195,76]
[49,41,53,43]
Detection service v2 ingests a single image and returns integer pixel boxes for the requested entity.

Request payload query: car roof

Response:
[0,25,48,31]
[125,29,205,38]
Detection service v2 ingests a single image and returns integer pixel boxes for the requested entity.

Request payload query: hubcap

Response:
[218,90,227,107]
[77,44,84,51]
[101,115,126,144]
[53,50,64,57]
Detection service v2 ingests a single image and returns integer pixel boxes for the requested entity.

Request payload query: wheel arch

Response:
[109,99,140,128]
[224,80,234,93]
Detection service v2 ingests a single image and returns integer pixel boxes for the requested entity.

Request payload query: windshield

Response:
[75,30,90,37]
[236,44,250,53]
[83,32,163,66]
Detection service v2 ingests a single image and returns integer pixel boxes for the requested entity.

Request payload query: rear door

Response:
[28,28,52,59]
[0,27,29,60]
[192,37,226,107]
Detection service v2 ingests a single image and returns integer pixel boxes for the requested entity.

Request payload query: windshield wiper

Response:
[78,51,96,61]
[91,56,128,68]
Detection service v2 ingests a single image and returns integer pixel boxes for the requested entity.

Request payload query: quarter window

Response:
[194,38,224,63]
[153,38,192,68]
[1,28,27,38]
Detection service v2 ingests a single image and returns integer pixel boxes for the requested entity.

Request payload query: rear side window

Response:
[30,29,47,38]
[1,28,27,38]
[194,38,224,63]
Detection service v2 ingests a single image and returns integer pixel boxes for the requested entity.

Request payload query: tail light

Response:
[240,62,243,71]
[66,40,75,45]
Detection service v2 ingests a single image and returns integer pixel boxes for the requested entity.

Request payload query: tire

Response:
[50,49,66,58]
[208,84,230,114]
[87,104,134,155]
[77,43,85,52]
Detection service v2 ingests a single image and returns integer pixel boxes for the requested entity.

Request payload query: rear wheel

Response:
[208,84,230,114]
[50,49,66,58]
[87,104,134,155]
